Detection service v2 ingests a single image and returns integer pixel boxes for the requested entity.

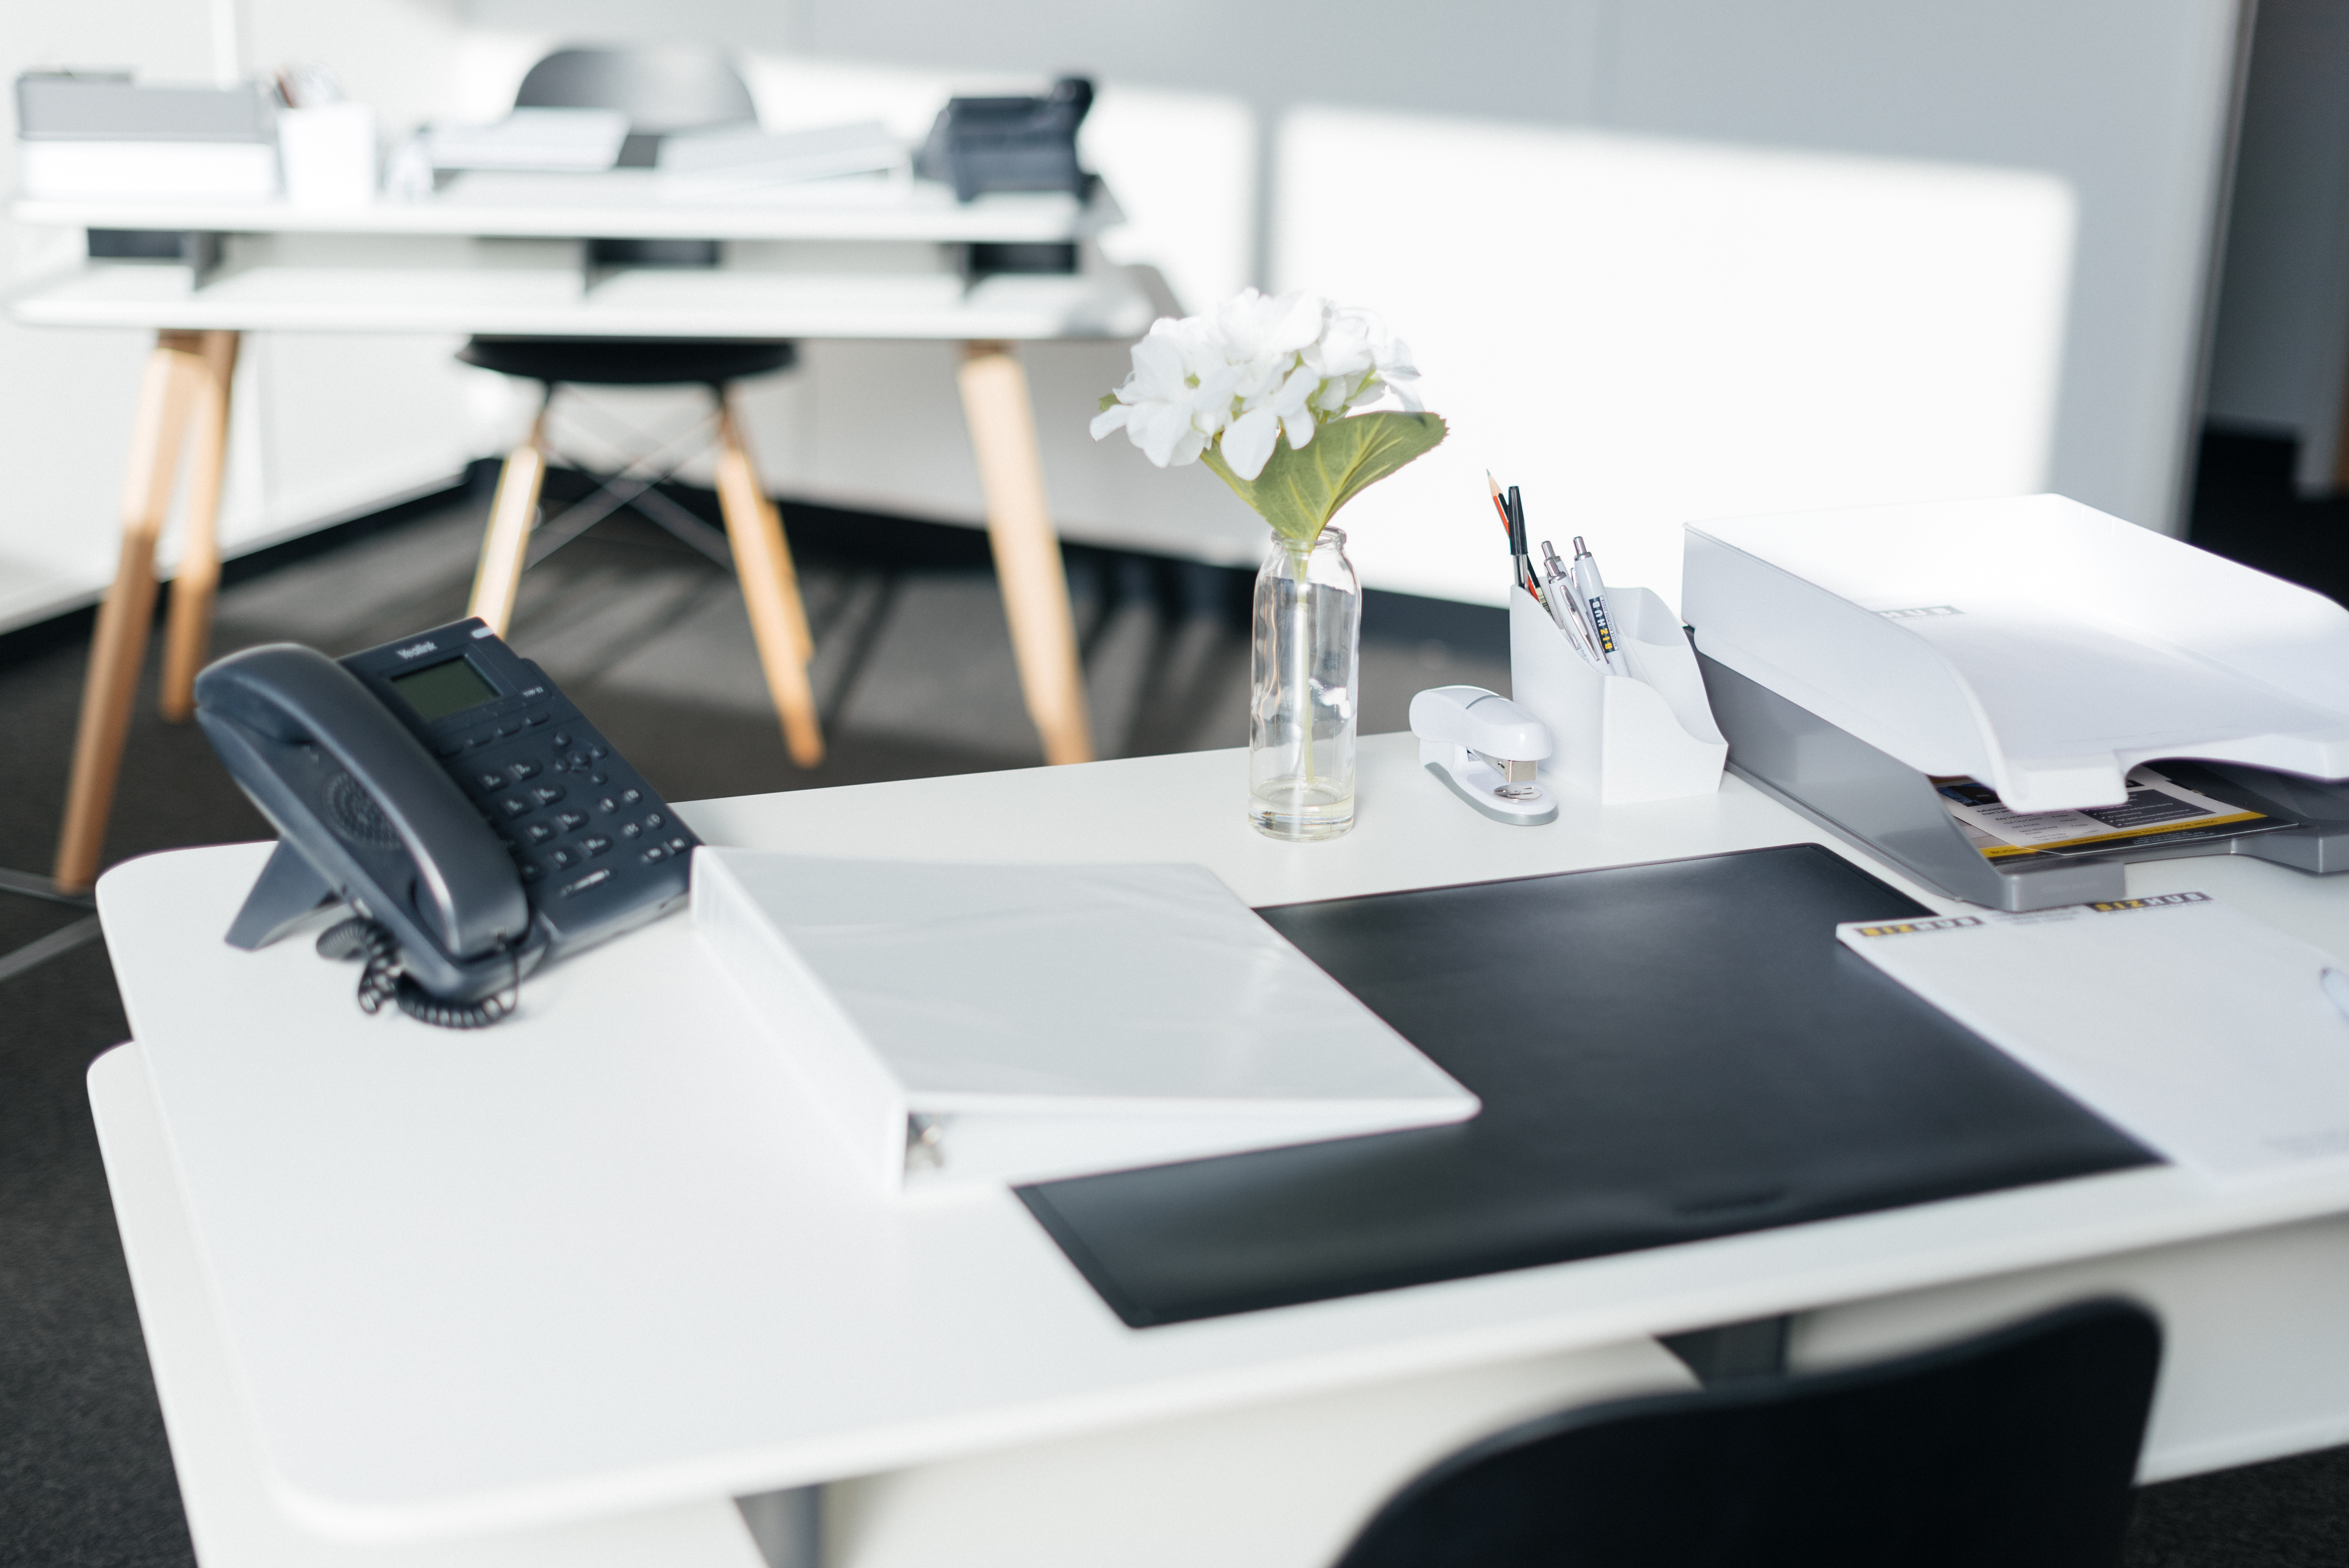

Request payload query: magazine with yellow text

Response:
[1936,766,2290,862]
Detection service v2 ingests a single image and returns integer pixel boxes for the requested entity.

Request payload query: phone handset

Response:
[195,645,543,1016]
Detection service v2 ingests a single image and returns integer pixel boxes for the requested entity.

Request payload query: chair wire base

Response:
[0,868,102,984]
[523,394,738,571]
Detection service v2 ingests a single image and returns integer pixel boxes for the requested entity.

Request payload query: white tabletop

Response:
[7,173,1157,340]
[8,253,1157,340]
[12,170,1114,244]
[92,732,2349,1545]
[88,1043,770,1568]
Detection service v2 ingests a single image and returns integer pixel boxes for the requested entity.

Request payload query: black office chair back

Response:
[501,42,769,278]
[1336,1299,2161,1568]
[514,43,756,136]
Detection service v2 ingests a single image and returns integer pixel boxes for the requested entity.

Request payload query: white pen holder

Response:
[1510,585,1727,804]
[278,103,378,208]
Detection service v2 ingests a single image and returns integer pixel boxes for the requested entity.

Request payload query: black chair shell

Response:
[458,337,796,388]
[474,45,787,390]
[1336,1298,2162,1568]
[514,43,756,135]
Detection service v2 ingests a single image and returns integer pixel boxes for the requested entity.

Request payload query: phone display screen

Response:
[389,656,499,723]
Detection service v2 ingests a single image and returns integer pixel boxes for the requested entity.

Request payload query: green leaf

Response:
[1200,411,1448,548]
[1098,391,1121,413]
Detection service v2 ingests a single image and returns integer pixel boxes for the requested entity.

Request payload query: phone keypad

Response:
[455,715,697,893]
[341,622,693,959]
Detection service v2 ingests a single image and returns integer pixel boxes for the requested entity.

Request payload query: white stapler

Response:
[1410,685,1557,826]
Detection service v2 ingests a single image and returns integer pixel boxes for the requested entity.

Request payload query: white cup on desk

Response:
[278,103,377,207]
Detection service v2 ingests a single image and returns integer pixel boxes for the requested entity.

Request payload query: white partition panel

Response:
[1273,107,2076,612]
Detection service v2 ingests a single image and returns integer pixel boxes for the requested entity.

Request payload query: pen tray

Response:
[1509,586,1727,804]
[1017,845,2154,1328]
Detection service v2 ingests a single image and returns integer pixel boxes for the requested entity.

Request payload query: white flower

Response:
[1092,288,1425,480]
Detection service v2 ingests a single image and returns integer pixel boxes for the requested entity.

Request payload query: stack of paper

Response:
[422,108,629,173]
[15,73,279,200]
[1842,893,2349,1184]
[658,121,904,193]
[693,850,1479,1194]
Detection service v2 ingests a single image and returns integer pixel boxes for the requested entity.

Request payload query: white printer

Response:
[1683,493,2349,910]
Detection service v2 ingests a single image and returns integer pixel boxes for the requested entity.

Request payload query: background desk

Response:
[9,176,1158,889]
[84,731,2349,1558]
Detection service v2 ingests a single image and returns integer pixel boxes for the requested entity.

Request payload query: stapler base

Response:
[1421,752,1558,826]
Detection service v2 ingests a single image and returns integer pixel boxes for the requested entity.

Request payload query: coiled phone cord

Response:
[315,917,519,1029]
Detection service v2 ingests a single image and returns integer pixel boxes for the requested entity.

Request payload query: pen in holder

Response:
[1510,585,1727,804]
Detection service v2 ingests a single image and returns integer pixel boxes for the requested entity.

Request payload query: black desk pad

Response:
[1016,845,2157,1328]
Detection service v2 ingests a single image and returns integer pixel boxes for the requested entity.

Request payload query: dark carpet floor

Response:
[5,438,2348,1563]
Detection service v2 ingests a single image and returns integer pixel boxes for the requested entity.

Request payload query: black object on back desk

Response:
[1017,844,2155,1328]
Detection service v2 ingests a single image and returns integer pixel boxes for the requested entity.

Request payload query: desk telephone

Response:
[195,618,696,1026]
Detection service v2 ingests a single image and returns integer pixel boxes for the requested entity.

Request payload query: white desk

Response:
[84,732,2349,1559]
[13,174,1123,245]
[8,251,1149,341]
[9,176,1151,341]
[10,173,1154,892]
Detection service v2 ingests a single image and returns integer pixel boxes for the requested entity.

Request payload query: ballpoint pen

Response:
[1571,537,1632,677]
[1541,541,1604,666]
[1489,473,1542,602]
[1506,486,1536,603]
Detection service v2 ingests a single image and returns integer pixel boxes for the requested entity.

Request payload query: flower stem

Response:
[1288,541,1312,798]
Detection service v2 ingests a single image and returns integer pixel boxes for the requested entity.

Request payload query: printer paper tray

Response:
[1700,654,2349,911]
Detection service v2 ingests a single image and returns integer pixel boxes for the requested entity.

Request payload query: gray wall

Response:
[467,0,2248,533]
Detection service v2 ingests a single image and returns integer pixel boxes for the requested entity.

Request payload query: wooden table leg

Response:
[713,396,824,768]
[159,330,242,722]
[957,342,1095,766]
[53,331,207,892]
[467,397,549,636]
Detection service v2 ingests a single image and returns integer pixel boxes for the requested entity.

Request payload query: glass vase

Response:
[1249,526,1361,840]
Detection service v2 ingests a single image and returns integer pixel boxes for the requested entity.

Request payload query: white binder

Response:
[692,849,1479,1195]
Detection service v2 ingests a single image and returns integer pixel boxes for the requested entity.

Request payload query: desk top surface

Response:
[6,255,1158,340]
[12,171,1115,244]
[9,174,1156,339]
[90,731,2349,1544]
